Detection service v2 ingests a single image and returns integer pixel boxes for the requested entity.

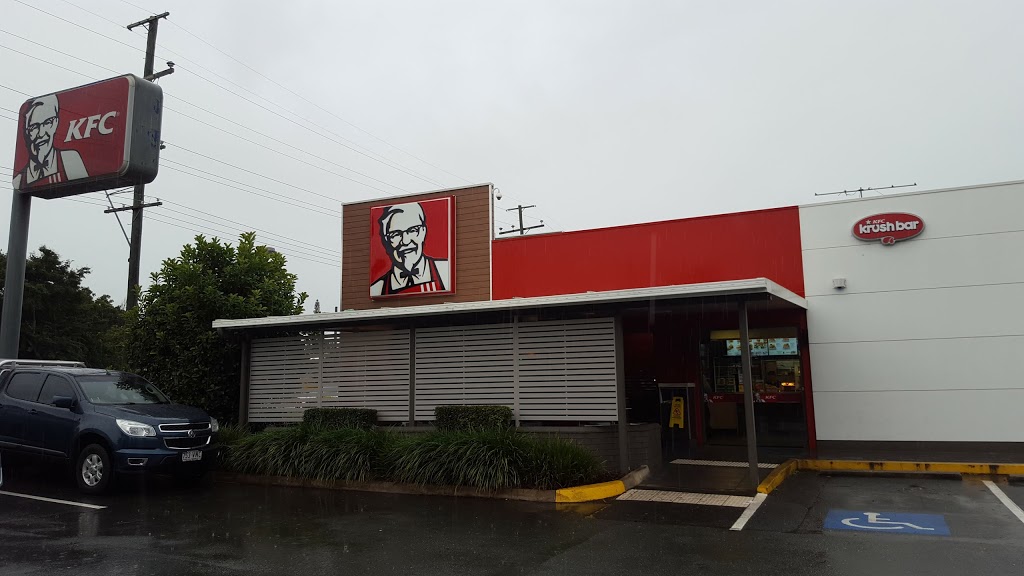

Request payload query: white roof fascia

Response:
[214,278,805,331]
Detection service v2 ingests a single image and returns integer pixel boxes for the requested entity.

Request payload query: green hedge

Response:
[434,405,512,431]
[223,425,603,490]
[304,407,378,430]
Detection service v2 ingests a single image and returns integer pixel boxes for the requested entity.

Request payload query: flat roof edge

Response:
[213,278,806,331]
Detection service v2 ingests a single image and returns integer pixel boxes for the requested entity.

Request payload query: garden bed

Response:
[222,424,608,491]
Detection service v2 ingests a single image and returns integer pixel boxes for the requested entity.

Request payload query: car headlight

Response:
[116,419,156,437]
[210,417,219,433]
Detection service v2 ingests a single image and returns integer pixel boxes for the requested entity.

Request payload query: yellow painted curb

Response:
[757,459,799,494]
[799,459,1024,476]
[554,480,626,503]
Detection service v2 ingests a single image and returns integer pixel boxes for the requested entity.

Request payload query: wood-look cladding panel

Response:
[341,185,492,310]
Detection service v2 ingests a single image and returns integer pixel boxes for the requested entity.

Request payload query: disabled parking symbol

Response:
[824,510,950,536]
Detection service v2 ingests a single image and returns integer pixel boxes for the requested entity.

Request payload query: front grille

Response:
[164,435,211,450]
[159,421,212,433]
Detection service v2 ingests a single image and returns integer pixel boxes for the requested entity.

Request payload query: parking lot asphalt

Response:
[1,460,1023,575]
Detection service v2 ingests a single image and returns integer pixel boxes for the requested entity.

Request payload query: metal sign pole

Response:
[0,191,32,359]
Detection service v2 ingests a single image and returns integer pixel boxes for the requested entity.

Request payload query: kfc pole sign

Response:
[369,196,456,298]
[11,74,162,199]
[852,213,924,246]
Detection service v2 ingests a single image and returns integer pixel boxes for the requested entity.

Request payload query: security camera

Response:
[495,188,502,201]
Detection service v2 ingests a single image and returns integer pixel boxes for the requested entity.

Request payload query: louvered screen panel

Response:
[248,335,322,422]
[517,318,618,421]
[414,323,515,421]
[320,329,411,422]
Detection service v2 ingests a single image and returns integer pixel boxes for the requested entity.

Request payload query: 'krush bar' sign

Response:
[852,213,924,245]
[11,74,163,199]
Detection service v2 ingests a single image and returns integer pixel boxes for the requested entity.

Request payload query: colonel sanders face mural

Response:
[369,198,454,297]
[13,94,89,190]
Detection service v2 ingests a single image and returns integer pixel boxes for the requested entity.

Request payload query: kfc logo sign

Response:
[852,213,924,245]
[11,74,163,199]
[65,111,119,142]
[369,196,456,298]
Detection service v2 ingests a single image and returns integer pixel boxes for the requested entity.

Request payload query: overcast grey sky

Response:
[2,0,1022,309]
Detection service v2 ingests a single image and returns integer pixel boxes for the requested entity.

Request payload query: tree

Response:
[125,232,306,422]
[0,247,125,367]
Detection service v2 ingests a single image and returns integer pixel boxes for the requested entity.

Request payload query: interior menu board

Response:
[725,338,799,356]
[769,338,798,356]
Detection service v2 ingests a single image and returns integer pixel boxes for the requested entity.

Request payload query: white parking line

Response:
[730,492,768,531]
[983,480,1024,525]
[0,490,106,510]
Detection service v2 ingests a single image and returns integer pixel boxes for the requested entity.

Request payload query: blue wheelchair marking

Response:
[825,509,950,536]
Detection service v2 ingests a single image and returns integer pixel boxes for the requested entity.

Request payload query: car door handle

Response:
[28,408,39,414]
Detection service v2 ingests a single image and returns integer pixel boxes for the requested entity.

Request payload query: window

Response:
[38,375,76,405]
[77,373,169,405]
[4,372,45,402]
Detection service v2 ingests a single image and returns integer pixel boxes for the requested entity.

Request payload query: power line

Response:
[138,209,338,265]
[158,201,340,258]
[159,160,339,218]
[9,0,146,56]
[162,153,336,211]
[0,42,94,81]
[0,33,411,197]
[144,214,338,267]
[112,0,465,187]
[0,28,122,75]
[76,190,341,259]
[163,98,403,194]
[63,196,338,268]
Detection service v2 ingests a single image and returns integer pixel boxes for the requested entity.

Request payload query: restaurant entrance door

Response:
[703,329,807,448]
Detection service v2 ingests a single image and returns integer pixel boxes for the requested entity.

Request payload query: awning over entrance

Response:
[212,277,806,331]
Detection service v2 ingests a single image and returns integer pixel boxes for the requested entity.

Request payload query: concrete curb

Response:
[217,465,651,504]
[756,459,1024,494]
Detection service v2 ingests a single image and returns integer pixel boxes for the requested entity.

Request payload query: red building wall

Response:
[492,206,805,299]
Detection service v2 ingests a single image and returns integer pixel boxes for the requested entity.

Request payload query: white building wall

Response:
[800,181,1024,442]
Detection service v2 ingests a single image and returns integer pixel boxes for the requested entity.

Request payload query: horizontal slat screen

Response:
[321,330,410,422]
[247,318,618,423]
[517,318,618,421]
[249,335,323,422]
[414,324,515,420]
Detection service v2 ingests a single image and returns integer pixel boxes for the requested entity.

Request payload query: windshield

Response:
[77,374,170,405]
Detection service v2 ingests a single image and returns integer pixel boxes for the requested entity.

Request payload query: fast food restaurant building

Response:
[214,180,1024,471]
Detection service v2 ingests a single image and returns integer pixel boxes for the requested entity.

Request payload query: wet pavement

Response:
[1,459,1023,575]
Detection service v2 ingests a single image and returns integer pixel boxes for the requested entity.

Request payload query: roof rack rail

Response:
[0,359,86,369]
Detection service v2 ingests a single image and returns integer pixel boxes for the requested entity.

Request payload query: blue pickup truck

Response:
[0,360,220,493]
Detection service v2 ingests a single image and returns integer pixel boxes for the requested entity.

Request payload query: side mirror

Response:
[52,396,76,409]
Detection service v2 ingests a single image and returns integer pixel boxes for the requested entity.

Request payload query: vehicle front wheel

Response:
[76,444,113,494]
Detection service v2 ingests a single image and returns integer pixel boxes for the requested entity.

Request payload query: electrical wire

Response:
[9,0,147,56]
[159,160,339,218]
[155,7,473,185]
[0,28,121,75]
[109,0,457,187]
[144,214,338,267]
[0,34,411,197]
[63,195,338,268]
[163,99,402,195]
[78,189,341,259]
[139,210,338,265]
[74,187,340,258]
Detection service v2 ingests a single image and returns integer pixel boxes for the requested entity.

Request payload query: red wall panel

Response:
[492,206,804,298]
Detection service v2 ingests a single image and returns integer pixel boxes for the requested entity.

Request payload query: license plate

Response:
[181,450,202,462]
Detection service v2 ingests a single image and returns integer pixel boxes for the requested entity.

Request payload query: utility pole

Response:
[499,204,546,236]
[124,11,172,309]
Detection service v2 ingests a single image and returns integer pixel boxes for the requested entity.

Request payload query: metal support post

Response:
[738,299,760,488]
[615,313,629,475]
[0,192,32,358]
